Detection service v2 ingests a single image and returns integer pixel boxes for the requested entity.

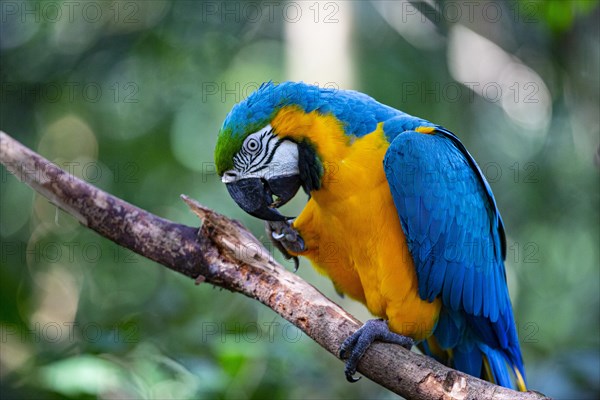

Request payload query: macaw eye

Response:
[245,138,260,153]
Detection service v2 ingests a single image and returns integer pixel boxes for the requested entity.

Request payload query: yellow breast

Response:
[272,107,441,339]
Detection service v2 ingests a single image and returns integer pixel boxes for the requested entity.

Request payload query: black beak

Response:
[226,175,301,221]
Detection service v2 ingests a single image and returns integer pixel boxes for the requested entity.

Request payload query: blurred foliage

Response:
[1,1,599,399]
[525,0,599,32]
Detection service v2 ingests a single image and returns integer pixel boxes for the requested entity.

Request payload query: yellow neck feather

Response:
[271,106,388,196]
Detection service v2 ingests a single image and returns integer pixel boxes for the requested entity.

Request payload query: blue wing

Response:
[382,117,525,389]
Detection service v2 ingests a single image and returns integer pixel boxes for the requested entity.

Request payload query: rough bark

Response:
[0,131,551,400]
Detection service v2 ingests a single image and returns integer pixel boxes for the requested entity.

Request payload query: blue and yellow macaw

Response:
[214,81,526,390]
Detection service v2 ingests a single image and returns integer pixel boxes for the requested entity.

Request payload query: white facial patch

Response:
[221,125,299,183]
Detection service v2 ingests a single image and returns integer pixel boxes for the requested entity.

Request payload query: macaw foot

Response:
[265,220,305,272]
[339,319,414,382]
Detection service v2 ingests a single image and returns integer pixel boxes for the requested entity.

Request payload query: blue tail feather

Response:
[454,340,483,378]
[479,343,513,388]
[431,310,527,390]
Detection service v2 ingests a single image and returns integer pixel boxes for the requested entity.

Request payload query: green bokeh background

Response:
[1,1,598,399]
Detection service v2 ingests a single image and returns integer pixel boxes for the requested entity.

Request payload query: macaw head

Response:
[213,82,318,221]
[216,121,304,221]
[214,81,398,221]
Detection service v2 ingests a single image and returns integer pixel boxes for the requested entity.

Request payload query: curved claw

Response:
[265,220,305,272]
[272,232,285,240]
[346,373,361,383]
[339,319,414,384]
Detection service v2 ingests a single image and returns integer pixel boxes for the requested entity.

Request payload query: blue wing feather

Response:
[382,119,525,389]
[462,263,475,312]
[455,337,484,378]
[435,308,462,349]
[450,264,465,311]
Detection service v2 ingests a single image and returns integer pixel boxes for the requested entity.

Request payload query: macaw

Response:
[214,81,526,390]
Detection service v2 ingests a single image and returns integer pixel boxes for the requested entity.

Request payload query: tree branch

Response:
[0,131,550,400]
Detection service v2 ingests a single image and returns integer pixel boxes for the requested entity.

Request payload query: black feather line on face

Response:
[248,137,284,175]
[297,140,323,194]
[236,130,277,174]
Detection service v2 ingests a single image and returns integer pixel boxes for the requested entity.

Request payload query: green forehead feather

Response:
[214,127,243,176]
[214,118,269,175]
